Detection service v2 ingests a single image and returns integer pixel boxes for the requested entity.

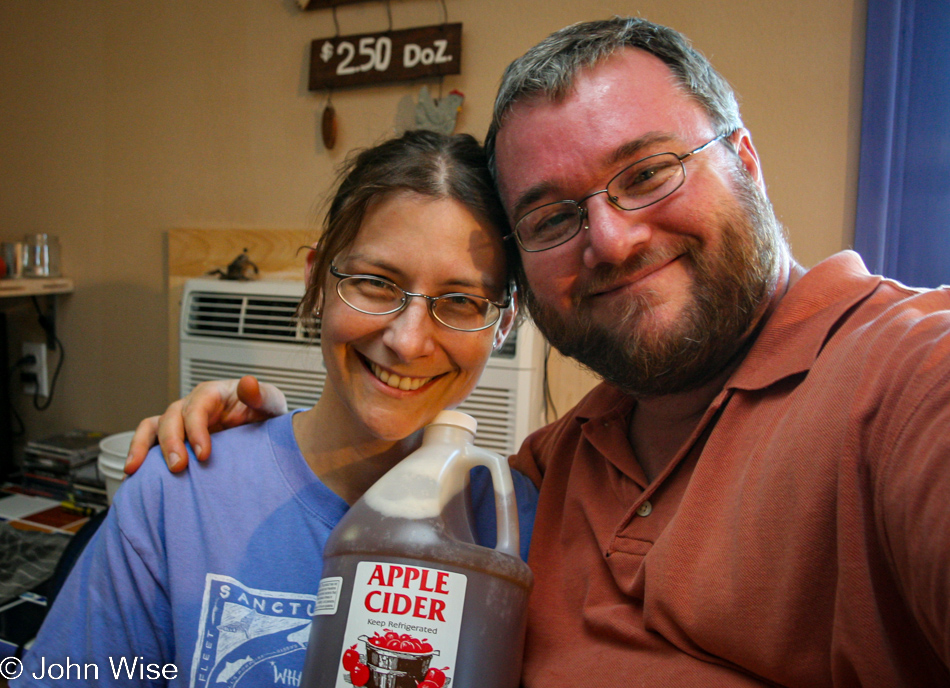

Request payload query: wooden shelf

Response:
[0,278,73,299]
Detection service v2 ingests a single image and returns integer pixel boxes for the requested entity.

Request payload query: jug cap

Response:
[430,410,477,436]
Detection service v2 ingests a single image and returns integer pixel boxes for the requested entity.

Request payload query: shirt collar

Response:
[727,250,881,391]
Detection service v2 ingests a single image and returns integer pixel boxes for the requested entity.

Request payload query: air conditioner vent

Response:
[185,291,316,344]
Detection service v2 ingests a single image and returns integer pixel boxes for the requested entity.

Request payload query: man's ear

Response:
[493,290,518,351]
[730,127,765,191]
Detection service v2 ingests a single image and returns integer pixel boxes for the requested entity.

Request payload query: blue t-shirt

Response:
[15,413,537,687]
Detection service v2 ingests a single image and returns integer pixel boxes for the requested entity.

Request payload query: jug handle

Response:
[459,444,520,559]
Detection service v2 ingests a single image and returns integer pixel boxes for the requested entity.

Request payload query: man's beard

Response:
[521,168,785,398]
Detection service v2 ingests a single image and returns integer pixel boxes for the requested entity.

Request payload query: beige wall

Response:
[0,0,867,441]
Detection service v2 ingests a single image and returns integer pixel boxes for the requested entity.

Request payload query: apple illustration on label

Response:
[342,644,360,672]
[350,662,369,687]
[423,666,449,687]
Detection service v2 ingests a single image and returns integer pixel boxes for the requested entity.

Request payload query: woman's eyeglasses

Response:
[330,263,511,332]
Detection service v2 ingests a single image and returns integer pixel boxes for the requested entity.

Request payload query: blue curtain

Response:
[854,0,950,288]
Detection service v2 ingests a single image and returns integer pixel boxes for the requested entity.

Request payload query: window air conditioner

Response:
[179,278,546,455]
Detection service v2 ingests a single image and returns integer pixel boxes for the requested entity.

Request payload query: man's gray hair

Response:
[485,17,744,180]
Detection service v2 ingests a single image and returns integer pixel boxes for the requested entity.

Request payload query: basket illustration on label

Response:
[340,630,451,688]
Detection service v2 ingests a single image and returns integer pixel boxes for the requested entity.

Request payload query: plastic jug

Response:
[301,410,533,688]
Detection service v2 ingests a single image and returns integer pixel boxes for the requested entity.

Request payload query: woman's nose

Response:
[580,195,653,269]
[381,298,438,361]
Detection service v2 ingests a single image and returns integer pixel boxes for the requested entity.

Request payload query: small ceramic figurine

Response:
[207,248,259,281]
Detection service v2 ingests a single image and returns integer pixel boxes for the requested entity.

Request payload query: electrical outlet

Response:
[22,342,49,397]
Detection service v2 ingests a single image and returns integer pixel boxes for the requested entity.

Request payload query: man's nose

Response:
[580,194,652,269]
[381,298,438,361]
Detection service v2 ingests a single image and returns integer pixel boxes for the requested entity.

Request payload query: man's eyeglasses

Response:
[330,263,511,332]
[508,132,731,252]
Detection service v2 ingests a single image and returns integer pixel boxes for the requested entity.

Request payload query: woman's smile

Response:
[365,356,441,392]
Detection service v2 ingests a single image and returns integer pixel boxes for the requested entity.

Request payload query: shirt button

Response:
[636,501,653,517]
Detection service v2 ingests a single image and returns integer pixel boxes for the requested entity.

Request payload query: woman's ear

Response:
[493,290,518,351]
[302,243,327,318]
[303,242,319,284]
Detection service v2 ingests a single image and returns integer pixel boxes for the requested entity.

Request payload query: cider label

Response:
[318,561,466,687]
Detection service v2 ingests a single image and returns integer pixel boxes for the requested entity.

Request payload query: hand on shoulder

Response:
[124,376,288,475]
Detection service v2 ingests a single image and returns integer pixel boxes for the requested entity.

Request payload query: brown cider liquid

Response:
[301,498,532,688]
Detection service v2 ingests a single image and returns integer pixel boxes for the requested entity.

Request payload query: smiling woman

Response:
[288,131,517,501]
[299,189,513,493]
[14,131,537,688]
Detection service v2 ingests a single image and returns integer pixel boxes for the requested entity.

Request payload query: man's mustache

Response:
[573,238,700,303]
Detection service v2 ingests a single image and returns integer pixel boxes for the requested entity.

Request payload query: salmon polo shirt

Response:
[510,251,950,687]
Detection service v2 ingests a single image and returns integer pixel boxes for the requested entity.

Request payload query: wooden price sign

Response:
[309,23,462,90]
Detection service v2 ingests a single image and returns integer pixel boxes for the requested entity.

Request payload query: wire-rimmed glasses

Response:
[330,263,511,332]
[508,132,730,252]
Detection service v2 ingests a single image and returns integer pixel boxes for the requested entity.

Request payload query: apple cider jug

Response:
[301,410,533,688]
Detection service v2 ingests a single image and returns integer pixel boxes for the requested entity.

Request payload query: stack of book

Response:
[19,430,109,506]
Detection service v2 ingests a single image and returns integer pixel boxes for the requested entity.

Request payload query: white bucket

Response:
[98,431,134,505]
